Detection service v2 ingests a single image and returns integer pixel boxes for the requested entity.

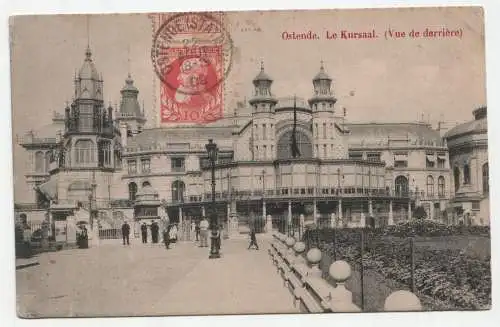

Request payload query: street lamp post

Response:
[206,139,221,259]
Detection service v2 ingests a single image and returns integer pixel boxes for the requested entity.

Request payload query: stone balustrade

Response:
[269,233,423,313]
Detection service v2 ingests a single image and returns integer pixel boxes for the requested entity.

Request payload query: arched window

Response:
[463,164,471,184]
[172,180,185,203]
[34,151,44,172]
[75,139,95,164]
[142,181,151,187]
[395,175,409,196]
[426,175,434,197]
[277,129,313,159]
[483,162,489,194]
[128,182,138,201]
[454,167,460,192]
[438,176,445,197]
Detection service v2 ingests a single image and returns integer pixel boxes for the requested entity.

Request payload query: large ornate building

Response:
[14,47,488,240]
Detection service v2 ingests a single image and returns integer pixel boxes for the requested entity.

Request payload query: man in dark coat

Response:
[141,222,148,243]
[121,221,130,245]
[195,219,200,241]
[151,221,159,243]
[248,228,259,250]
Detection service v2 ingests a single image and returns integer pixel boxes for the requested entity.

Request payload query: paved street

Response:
[16,236,297,318]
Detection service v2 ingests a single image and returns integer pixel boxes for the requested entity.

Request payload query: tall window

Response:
[45,152,51,171]
[395,175,409,196]
[98,140,112,167]
[438,176,445,197]
[463,164,471,184]
[141,158,151,173]
[128,182,138,201]
[172,180,185,203]
[263,124,267,140]
[74,139,95,164]
[171,157,185,172]
[35,151,44,172]
[323,123,327,139]
[128,160,137,174]
[79,105,94,132]
[277,129,313,159]
[454,167,460,192]
[426,175,434,197]
[483,162,489,194]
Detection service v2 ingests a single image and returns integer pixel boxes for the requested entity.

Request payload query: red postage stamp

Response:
[159,46,224,123]
[151,12,233,124]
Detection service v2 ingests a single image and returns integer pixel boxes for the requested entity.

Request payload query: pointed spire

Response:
[253,59,272,83]
[313,60,331,80]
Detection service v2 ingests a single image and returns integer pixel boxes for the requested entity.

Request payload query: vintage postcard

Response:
[10,7,489,317]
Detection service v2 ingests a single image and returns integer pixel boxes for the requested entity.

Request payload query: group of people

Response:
[120,216,259,251]
[120,220,178,249]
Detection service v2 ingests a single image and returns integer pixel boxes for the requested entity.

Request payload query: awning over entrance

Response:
[36,178,57,201]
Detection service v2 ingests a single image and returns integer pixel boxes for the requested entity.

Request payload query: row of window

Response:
[425,175,446,197]
[128,180,185,202]
[34,139,115,172]
[254,124,274,141]
[347,152,447,168]
[395,175,447,198]
[313,122,335,140]
[453,162,489,194]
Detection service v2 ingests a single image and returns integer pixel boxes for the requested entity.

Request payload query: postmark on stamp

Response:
[151,12,233,124]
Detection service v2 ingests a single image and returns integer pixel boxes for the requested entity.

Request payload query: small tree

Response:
[413,206,427,220]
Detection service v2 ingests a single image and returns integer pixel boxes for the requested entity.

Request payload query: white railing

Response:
[269,233,423,312]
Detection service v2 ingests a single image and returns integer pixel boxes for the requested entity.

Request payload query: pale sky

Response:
[10,7,486,201]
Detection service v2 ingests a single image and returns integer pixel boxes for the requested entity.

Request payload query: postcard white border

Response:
[1,1,498,327]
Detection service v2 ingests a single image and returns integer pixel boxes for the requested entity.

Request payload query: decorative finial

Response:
[320,60,324,71]
[260,60,264,71]
[127,44,131,77]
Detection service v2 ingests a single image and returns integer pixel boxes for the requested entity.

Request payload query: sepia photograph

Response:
[9,6,490,318]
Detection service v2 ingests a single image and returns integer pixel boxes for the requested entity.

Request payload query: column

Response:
[288,200,292,225]
[408,200,412,220]
[368,199,373,216]
[388,200,394,225]
[338,199,343,226]
[262,200,266,220]
[202,206,206,217]
[179,206,183,225]
[313,199,317,225]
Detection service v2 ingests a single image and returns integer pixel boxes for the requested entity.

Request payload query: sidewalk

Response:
[16,236,297,317]
[154,238,297,316]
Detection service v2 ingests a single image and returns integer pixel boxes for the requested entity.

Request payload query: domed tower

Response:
[64,46,118,169]
[308,62,346,159]
[116,73,146,146]
[248,62,278,161]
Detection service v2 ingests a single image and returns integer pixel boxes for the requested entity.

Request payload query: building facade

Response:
[444,106,489,225]
[15,47,488,241]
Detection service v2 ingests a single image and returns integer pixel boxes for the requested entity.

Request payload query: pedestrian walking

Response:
[248,228,259,250]
[199,217,209,247]
[121,221,130,245]
[195,219,201,242]
[141,222,148,243]
[163,224,171,249]
[151,221,159,243]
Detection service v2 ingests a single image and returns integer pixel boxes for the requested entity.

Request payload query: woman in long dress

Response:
[169,224,178,244]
